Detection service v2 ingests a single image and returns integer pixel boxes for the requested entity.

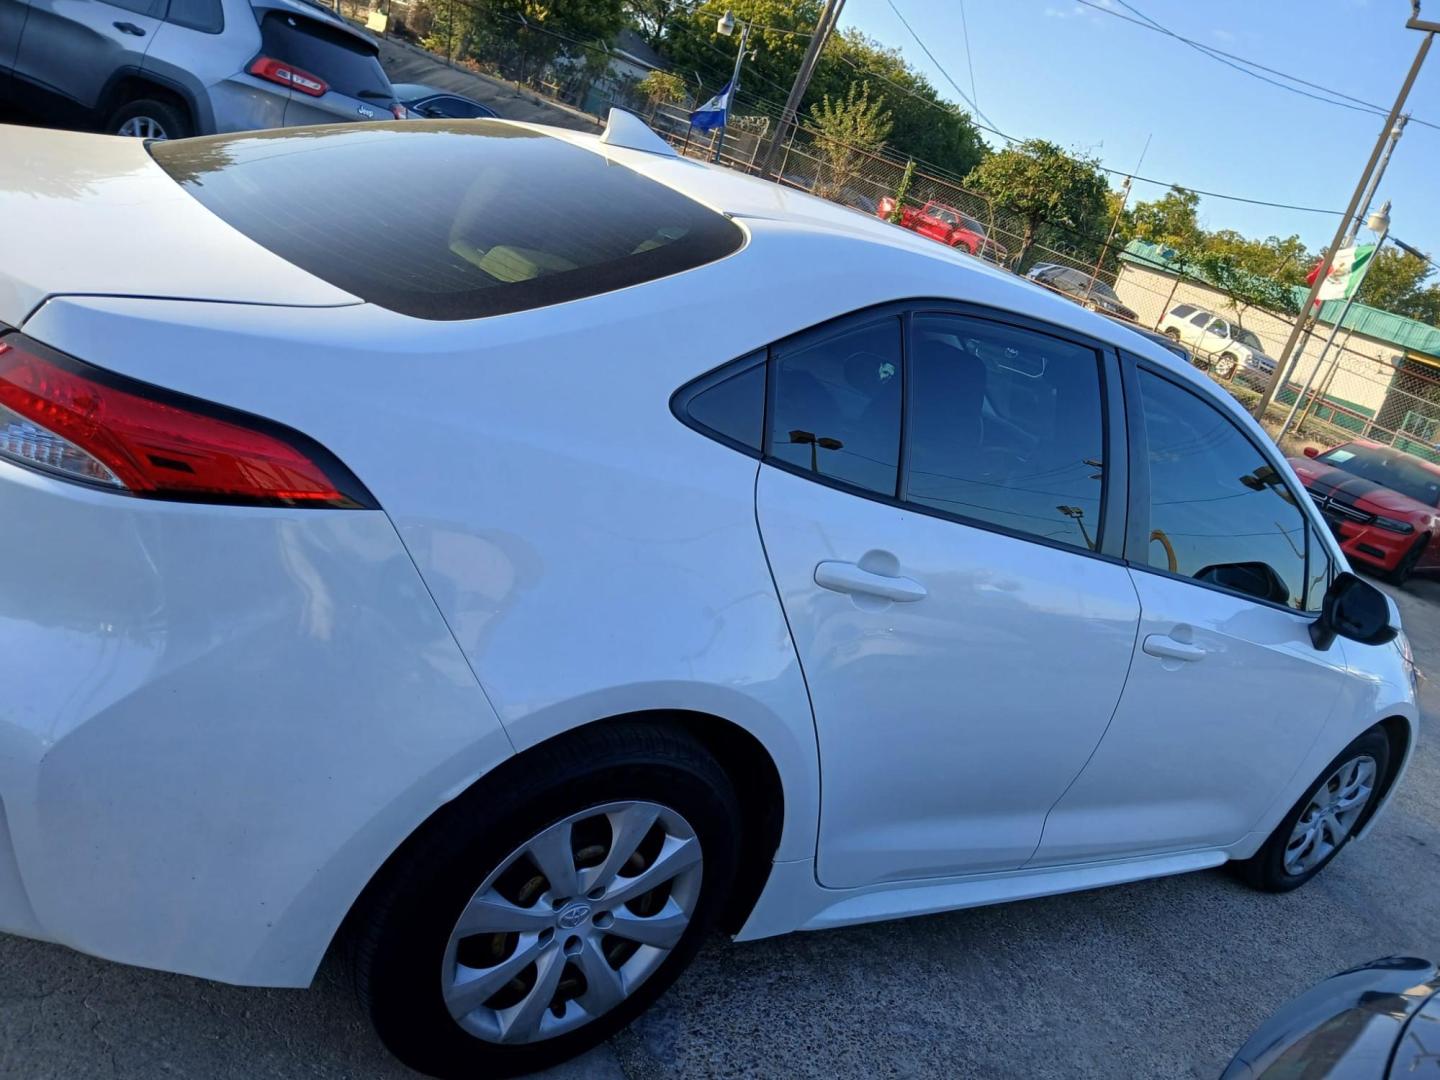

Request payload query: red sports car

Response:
[1289,438,1440,584]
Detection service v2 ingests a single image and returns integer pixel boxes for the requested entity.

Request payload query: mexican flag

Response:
[1307,244,1376,303]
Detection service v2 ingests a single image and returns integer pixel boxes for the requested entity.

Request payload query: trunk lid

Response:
[0,126,359,327]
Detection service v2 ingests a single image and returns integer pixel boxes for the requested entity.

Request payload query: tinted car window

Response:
[1318,443,1440,505]
[767,319,902,496]
[907,315,1105,551]
[165,0,222,32]
[259,12,391,100]
[1139,371,1309,608]
[1189,311,1212,326]
[422,96,493,119]
[110,0,164,14]
[678,353,765,453]
[1171,304,1196,318]
[152,124,744,321]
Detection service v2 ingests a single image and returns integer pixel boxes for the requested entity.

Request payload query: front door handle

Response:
[114,20,147,34]
[814,560,927,603]
[1142,634,1206,662]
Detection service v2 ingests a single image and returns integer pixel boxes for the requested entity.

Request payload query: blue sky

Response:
[839,0,1440,260]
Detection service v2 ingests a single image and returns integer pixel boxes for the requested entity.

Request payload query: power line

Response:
[957,0,978,117]
[1075,0,1440,133]
[882,0,998,130]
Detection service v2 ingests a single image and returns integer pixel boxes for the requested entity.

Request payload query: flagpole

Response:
[711,16,750,163]
[1278,207,1390,442]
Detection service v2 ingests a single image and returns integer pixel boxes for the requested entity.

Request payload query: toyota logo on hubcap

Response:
[557,903,591,929]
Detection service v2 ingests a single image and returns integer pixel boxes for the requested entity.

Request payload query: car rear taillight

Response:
[0,331,373,509]
[248,56,328,96]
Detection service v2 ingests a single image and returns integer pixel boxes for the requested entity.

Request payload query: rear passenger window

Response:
[1138,371,1310,608]
[1189,310,1212,327]
[1171,304,1196,318]
[906,315,1106,551]
[767,319,902,496]
[259,12,391,100]
[165,0,222,32]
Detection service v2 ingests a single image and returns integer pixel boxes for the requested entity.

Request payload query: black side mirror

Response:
[1195,561,1290,605]
[1311,572,1399,650]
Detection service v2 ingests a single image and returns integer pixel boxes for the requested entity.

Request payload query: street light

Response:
[716,9,736,35]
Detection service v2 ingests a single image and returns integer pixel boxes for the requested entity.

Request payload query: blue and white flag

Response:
[689,79,735,131]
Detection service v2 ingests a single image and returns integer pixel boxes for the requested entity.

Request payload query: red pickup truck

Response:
[875,197,1008,263]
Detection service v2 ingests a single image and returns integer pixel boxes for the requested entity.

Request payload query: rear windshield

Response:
[259,12,390,101]
[1317,444,1440,505]
[151,123,746,320]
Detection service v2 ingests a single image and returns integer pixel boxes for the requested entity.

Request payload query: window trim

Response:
[161,0,225,34]
[1122,354,1331,615]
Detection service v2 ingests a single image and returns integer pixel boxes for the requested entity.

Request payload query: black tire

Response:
[1234,728,1390,892]
[107,97,192,140]
[1386,533,1429,586]
[351,722,741,1079]
[1162,328,1182,342]
[1215,352,1239,379]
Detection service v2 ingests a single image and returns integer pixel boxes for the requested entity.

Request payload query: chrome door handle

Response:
[114,20,146,34]
[1142,634,1206,662]
[814,560,927,603]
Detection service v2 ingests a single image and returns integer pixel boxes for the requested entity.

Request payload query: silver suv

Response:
[0,0,401,139]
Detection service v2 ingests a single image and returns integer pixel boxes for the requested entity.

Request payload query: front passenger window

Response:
[1138,371,1310,608]
[767,319,902,496]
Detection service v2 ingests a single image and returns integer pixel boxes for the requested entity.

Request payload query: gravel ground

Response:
[3,576,1437,1080]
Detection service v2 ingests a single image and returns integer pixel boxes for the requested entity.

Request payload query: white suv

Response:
[1159,303,1278,386]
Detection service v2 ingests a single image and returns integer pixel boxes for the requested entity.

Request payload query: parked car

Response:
[875,197,1008,262]
[1223,957,1440,1079]
[1027,263,1138,321]
[393,82,497,119]
[0,0,403,139]
[1158,303,1278,385]
[1290,439,1440,585]
[0,112,1416,1079]
[1109,316,1193,364]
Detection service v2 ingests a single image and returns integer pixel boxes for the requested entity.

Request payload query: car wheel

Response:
[1234,728,1390,892]
[351,722,741,1079]
[1162,328,1182,342]
[109,98,192,140]
[1387,533,1430,586]
[1215,353,1239,379]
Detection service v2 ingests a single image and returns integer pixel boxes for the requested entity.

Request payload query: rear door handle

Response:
[814,560,927,603]
[114,20,147,34]
[1142,634,1206,662]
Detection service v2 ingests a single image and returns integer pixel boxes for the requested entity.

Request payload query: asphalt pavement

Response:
[4,577,1439,1080]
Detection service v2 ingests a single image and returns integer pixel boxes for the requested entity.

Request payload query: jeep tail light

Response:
[0,332,373,509]
[248,56,328,97]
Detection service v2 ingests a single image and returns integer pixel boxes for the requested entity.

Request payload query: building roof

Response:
[611,28,667,73]
[1119,239,1440,359]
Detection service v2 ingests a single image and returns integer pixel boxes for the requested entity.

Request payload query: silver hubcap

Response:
[116,116,167,139]
[1284,755,1377,875]
[441,801,702,1045]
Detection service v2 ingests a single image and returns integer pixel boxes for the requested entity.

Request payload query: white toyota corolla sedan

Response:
[0,112,1418,1077]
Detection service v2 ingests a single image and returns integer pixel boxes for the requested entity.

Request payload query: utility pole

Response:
[755,0,846,179]
[1253,15,1434,420]
[1088,133,1150,300]
[1347,116,1407,245]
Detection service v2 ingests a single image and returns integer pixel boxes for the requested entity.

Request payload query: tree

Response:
[889,158,916,224]
[807,28,986,179]
[1129,186,1203,250]
[661,0,821,109]
[626,0,695,47]
[435,0,627,86]
[1358,247,1440,325]
[808,82,892,198]
[638,69,688,111]
[963,139,1108,270]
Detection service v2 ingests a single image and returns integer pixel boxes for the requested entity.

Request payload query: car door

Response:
[13,0,162,110]
[1179,309,1212,350]
[754,305,1142,888]
[1031,359,1355,865]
